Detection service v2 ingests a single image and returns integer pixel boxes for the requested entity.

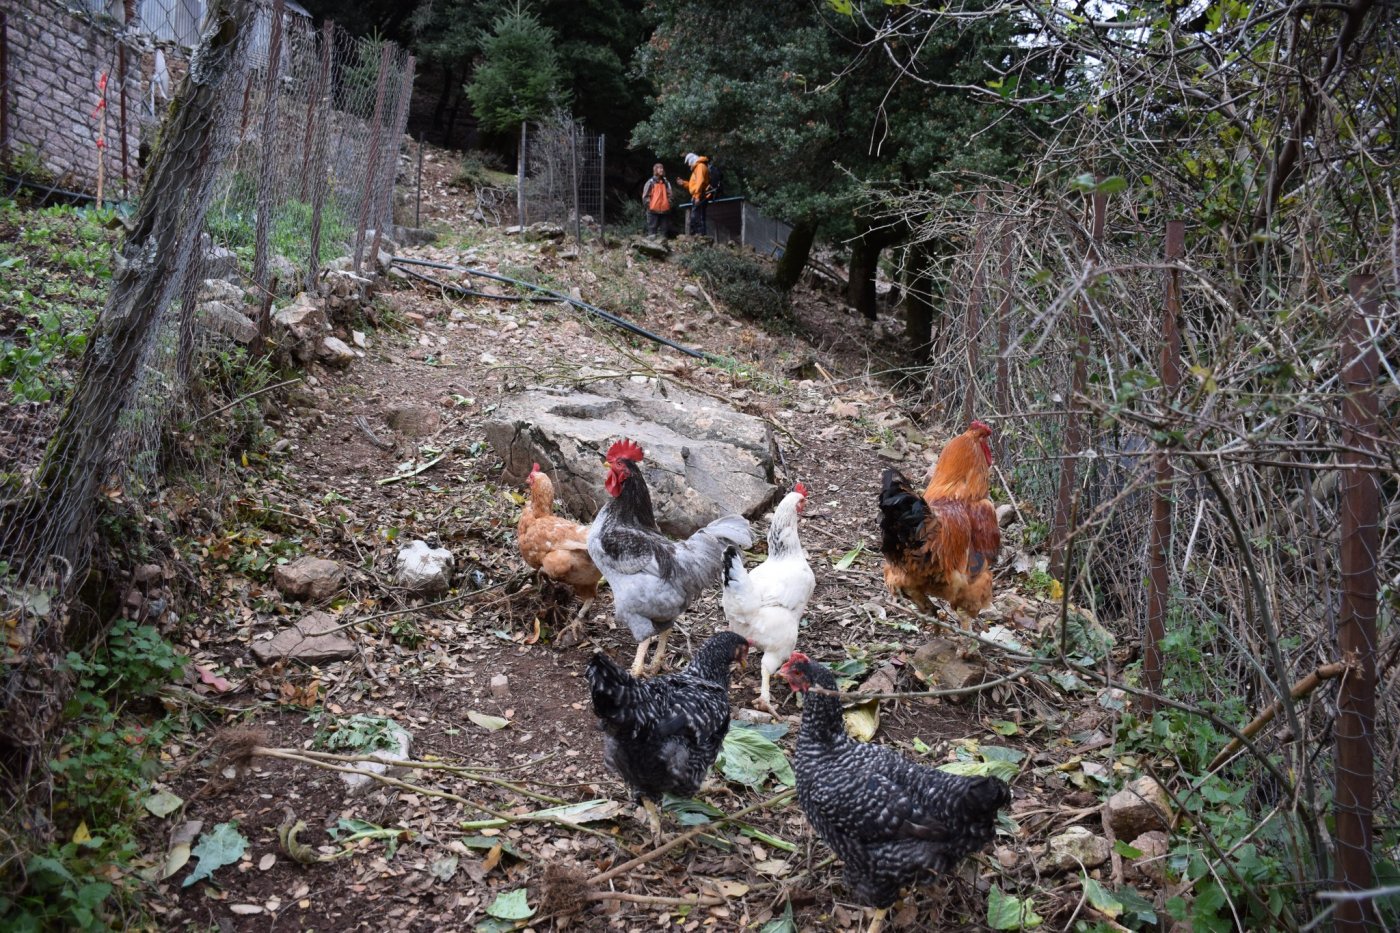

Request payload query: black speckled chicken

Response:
[779,652,1010,932]
[586,630,749,840]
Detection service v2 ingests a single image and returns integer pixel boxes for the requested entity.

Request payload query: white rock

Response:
[338,720,413,795]
[319,336,357,368]
[395,540,454,595]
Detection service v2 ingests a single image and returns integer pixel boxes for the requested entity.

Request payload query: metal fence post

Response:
[963,191,986,424]
[570,119,580,248]
[305,20,332,290]
[517,120,526,227]
[351,43,393,274]
[1335,273,1380,930]
[1143,219,1185,709]
[598,133,605,238]
[252,0,285,301]
[1051,186,1106,582]
[370,52,414,264]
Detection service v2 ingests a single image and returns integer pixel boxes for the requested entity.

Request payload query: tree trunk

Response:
[847,236,881,320]
[431,61,455,139]
[773,217,817,291]
[903,240,936,362]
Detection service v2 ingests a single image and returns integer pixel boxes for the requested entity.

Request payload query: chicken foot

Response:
[640,797,664,845]
[866,906,888,933]
[629,637,653,677]
[643,629,671,676]
[555,597,594,647]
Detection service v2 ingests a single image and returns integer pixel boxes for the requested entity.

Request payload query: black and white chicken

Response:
[779,652,1010,932]
[586,630,749,840]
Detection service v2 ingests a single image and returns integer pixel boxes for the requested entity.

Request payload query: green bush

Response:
[677,244,789,323]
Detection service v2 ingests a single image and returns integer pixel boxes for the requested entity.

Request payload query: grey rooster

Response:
[586,438,752,675]
[779,652,1010,932]
[585,630,749,841]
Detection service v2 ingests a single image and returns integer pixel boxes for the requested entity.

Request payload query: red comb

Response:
[970,419,992,435]
[530,462,541,475]
[606,438,645,463]
[794,482,807,498]
[788,651,811,664]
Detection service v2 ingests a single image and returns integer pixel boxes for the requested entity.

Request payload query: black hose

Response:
[391,255,719,362]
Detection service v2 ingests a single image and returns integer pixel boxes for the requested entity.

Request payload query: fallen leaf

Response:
[753,858,791,876]
[467,710,509,732]
[843,699,880,742]
[481,844,503,874]
[486,888,535,920]
[184,822,248,887]
[229,904,263,915]
[716,880,750,897]
[258,853,276,871]
[429,855,459,882]
[196,665,234,693]
[143,790,184,818]
[72,821,91,845]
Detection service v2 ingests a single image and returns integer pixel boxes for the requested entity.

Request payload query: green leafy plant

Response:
[677,245,790,324]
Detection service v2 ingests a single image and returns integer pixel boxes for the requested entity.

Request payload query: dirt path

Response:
[145,171,1077,932]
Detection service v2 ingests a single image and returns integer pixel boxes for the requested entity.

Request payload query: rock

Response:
[1107,776,1171,838]
[385,404,440,436]
[199,278,246,304]
[996,503,1018,527]
[490,675,510,698]
[560,249,579,261]
[199,300,257,344]
[524,222,566,242]
[338,719,413,794]
[631,237,671,259]
[395,540,454,595]
[269,254,299,288]
[392,225,439,247]
[203,243,240,280]
[504,225,523,236]
[273,557,344,602]
[683,284,701,298]
[1127,830,1170,884]
[1039,825,1111,873]
[318,336,357,367]
[251,610,356,664]
[485,380,780,537]
[133,563,163,585]
[272,295,328,362]
[909,639,986,696]
[352,330,368,349]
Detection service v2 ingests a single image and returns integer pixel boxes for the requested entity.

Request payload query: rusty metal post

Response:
[305,20,333,289]
[995,221,1012,461]
[1334,273,1380,930]
[1142,220,1185,709]
[370,53,414,265]
[963,191,987,425]
[1050,188,1106,581]
[352,43,393,274]
[252,0,285,301]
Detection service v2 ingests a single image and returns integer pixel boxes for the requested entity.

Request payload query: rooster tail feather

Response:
[722,546,746,588]
[878,468,929,556]
[702,514,753,549]
[585,652,636,722]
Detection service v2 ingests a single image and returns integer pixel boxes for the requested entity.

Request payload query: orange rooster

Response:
[517,463,601,639]
[878,420,1000,629]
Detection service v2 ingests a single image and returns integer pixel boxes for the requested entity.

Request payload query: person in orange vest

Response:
[682,152,712,235]
[642,162,673,237]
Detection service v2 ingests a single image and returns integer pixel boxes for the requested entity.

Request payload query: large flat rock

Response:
[485,378,779,536]
[251,611,357,664]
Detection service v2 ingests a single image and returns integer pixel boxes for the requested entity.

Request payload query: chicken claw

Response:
[641,797,663,845]
[866,906,888,933]
[642,630,671,676]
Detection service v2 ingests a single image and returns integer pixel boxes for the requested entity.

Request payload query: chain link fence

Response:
[0,0,413,750]
[517,111,604,245]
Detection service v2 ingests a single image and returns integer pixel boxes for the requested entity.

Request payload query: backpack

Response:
[647,178,671,212]
[705,160,724,200]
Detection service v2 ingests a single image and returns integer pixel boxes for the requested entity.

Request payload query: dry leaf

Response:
[481,843,503,874]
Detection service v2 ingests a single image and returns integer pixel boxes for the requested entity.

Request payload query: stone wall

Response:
[2,0,150,197]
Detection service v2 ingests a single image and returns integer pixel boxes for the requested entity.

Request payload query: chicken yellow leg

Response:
[630,637,652,677]
[867,906,888,933]
[643,629,670,676]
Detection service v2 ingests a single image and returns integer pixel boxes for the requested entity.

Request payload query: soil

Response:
[138,146,1102,932]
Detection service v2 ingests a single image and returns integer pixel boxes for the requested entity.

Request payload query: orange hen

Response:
[878,421,1001,628]
[517,463,601,634]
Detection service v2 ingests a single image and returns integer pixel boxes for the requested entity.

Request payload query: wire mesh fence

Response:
[0,0,413,750]
[886,179,1397,912]
[517,111,604,245]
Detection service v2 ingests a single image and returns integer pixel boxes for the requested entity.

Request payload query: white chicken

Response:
[721,483,815,711]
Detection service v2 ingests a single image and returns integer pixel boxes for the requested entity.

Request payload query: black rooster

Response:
[586,630,749,840]
[779,652,1010,932]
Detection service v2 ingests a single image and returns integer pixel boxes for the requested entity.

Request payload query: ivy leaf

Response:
[485,888,535,920]
[1082,877,1123,918]
[760,899,797,933]
[939,759,1020,783]
[987,886,1043,929]
[183,821,248,887]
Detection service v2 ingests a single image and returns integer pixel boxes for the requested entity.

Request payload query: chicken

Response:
[879,420,1001,630]
[585,630,749,840]
[721,482,815,711]
[778,652,1010,932]
[586,438,753,676]
[517,463,602,641]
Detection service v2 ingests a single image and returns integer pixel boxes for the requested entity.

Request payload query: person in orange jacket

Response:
[681,152,712,235]
[642,162,673,237]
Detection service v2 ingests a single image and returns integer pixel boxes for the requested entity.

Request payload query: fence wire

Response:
[518,111,604,243]
[0,0,412,750]
[887,180,1397,907]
